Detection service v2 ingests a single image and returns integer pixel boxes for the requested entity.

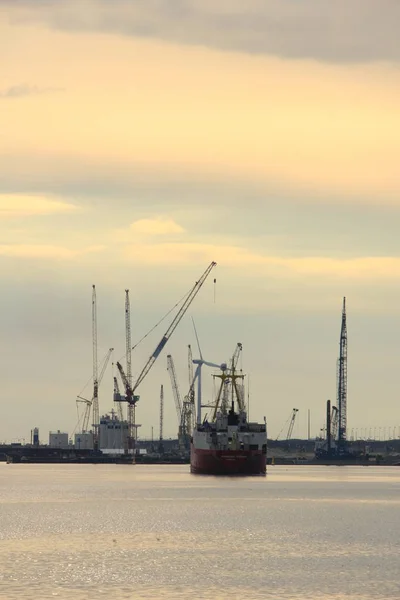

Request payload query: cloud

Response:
[0,195,80,217]
[0,84,64,98]
[128,217,184,236]
[5,0,400,63]
[0,244,105,259]
[123,241,400,280]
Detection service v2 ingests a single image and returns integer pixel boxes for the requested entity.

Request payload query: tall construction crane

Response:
[159,384,164,454]
[115,361,139,449]
[125,289,135,450]
[77,347,114,433]
[115,262,216,449]
[167,355,183,425]
[337,297,348,452]
[167,353,195,452]
[92,285,100,450]
[185,344,196,435]
[167,354,187,451]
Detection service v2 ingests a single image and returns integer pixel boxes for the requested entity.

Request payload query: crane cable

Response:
[116,287,192,364]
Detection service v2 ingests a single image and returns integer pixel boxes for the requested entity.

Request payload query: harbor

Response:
[2,264,400,469]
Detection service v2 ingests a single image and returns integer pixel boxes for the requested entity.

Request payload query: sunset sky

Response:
[1,1,400,442]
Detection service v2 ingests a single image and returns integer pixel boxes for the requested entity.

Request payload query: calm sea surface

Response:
[0,464,399,600]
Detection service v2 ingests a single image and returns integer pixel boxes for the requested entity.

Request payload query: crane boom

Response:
[99,348,113,385]
[132,261,216,392]
[287,408,299,440]
[167,355,182,421]
[76,347,113,433]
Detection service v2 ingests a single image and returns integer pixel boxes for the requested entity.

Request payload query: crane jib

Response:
[152,336,168,359]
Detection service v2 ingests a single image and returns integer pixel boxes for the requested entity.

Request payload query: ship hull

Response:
[190,445,266,475]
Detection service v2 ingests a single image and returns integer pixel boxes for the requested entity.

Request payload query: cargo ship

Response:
[190,360,267,475]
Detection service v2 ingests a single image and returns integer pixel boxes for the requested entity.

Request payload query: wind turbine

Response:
[191,318,226,424]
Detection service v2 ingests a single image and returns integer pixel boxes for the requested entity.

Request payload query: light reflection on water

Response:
[0,464,399,599]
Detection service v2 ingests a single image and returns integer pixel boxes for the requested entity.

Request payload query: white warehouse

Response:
[49,430,69,449]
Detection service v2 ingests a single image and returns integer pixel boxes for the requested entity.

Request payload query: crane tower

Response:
[125,290,134,451]
[159,384,164,454]
[92,285,100,450]
[337,297,347,451]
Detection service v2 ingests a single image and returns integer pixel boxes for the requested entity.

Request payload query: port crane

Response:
[115,261,216,448]
[275,408,299,442]
[337,297,348,453]
[77,346,114,433]
[112,375,124,422]
[286,408,299,441]
[167,353,192,452]
[159,384,164,454]
[331,405,339,440]
[182,345,196,438]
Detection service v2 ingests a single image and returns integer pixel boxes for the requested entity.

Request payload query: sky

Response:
[1,0,400,443]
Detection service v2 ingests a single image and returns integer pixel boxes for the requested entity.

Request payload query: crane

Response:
[286,408,299,441]
[125,290,135,450]
[159,384,164,454]
[167,355,183,424]
[115,262,216,451]
[331,405,339,441]
[92,285,100,450]
[337,297,348,452]
[275,408,299,442]
[77,347,114,433]
[113,375,124,422]
[167,354,188,451]
[131,261,216,394]
[183,344,196,436]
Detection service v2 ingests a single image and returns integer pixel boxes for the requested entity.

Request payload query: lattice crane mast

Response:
[167,354,183,425]
[125,289,135,450]
[159,384,164,453]
[184,344,196,434]
[92,285,100,449]
[337,297,348,451]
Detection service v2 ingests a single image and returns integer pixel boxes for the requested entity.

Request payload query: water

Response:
[0,464,399,600]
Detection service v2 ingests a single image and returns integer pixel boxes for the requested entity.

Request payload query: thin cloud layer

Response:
[0,195,80,217]
[129,217,185,236]
[0,243,104,259]
[5,0,400,63]
[0,83,64,98]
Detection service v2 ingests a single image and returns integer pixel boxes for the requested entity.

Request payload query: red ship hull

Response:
[190,446,266,475]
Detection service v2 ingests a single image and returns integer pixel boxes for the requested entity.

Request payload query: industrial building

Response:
[74,432,94,450]
[49,431,69,449]
[99,412,129,453]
